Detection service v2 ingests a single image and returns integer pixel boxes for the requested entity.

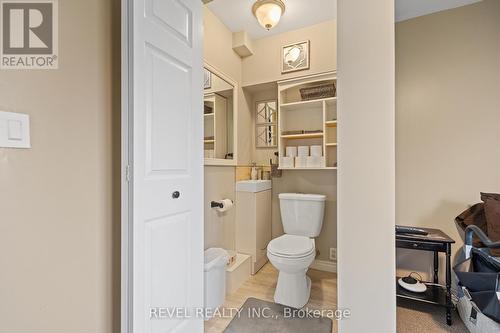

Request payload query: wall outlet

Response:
[329,248,337,261]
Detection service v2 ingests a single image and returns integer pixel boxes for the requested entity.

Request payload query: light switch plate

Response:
[8,120,23,140]
[0,111,31,148]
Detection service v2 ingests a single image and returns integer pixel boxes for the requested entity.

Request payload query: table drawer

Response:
[396,239,447,252]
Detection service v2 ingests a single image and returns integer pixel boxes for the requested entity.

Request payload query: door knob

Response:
[172,191,180,199]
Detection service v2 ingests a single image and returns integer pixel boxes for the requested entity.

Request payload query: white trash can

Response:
[204,248,228,318]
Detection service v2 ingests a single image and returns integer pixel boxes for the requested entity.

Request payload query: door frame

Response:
[120,1,396,332]
[121,0,132,332]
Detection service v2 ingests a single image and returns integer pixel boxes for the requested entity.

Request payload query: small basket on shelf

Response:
[299,83,336,101]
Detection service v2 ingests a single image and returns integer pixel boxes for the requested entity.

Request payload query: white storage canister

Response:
[204,248,229,318]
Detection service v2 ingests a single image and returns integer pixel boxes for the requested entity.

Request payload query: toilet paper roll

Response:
[295,156,307,168]
[286,146,298,157]
[306,156,325,168]
[310,145,323,157]
[298,146,309,157]
[216,199,234,213]
[280,156,294,168]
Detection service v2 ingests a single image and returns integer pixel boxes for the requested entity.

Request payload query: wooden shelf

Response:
[204,140,215,144]
[279,167,337,170]
[325,120,337,127]
[281,133,324,139]
[281,99,322,111]
[204,113,214,117]
[280,97,337,111]
[396,278,447,307]
[326,142,338,147]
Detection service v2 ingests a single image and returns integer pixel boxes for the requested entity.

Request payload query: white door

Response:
[123,0,203,332]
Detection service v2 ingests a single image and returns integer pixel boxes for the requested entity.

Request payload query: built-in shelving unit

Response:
[277,72,337,170]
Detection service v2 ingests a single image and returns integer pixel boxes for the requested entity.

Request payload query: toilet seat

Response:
[268,234,315,258]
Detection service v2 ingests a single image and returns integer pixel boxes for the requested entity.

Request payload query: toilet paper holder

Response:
[210,200,233,208]
[211,201,224,208]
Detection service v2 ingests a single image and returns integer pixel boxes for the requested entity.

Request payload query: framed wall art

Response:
[281,40,310,74]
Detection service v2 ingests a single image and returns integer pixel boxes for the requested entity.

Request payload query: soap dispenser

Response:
[251,163,258,180]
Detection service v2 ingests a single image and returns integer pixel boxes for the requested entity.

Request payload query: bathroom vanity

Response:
[235,180,272,274]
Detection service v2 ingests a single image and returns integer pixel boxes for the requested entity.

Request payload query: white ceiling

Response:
[206,0,336,40]
[395,0,481,22]
[206,0,482,39]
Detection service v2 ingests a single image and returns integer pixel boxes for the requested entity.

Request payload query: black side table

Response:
[396,227,455,325]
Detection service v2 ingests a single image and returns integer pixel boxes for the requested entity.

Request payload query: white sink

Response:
[236,180,272,193]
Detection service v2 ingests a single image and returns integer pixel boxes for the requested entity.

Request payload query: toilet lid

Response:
[268,235,315,257]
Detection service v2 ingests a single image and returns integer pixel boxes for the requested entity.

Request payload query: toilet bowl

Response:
[267,193,326,308]
[267,235,316,308]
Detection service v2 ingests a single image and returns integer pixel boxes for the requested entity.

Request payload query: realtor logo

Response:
[1,0,58,69]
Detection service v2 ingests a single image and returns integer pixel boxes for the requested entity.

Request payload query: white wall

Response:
[337,0,396,332]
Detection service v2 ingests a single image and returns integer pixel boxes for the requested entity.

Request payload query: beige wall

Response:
[337,0,396,332]
[271,171,337,261]
[203,7,240,250]
[241,22,339,262]
[247,85,338,261]
[242,20,337,86]
[0,0,120,332]
[204,8,338,262]
[204,167,236,250]
[203,7,252,166]
[396,0,500,280]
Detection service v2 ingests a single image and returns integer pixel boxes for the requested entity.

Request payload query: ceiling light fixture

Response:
[252,0,286,31]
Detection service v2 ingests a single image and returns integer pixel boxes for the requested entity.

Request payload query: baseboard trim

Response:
[310,259,337,273]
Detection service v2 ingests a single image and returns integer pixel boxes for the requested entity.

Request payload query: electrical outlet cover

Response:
[329,248,337,261]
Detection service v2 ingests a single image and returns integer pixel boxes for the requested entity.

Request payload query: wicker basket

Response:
[300,83,336,101]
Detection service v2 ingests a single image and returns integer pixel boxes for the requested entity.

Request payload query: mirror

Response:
[256,100,277,124]
[204,66,236,164]
[255,100,278,148]
[256,124,277,148]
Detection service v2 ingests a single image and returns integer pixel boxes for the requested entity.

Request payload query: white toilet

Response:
[267,193,326,308]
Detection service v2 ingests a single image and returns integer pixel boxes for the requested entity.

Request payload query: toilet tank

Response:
[279,193,326,237]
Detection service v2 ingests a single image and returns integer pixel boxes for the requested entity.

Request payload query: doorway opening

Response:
[122,1,338,332]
